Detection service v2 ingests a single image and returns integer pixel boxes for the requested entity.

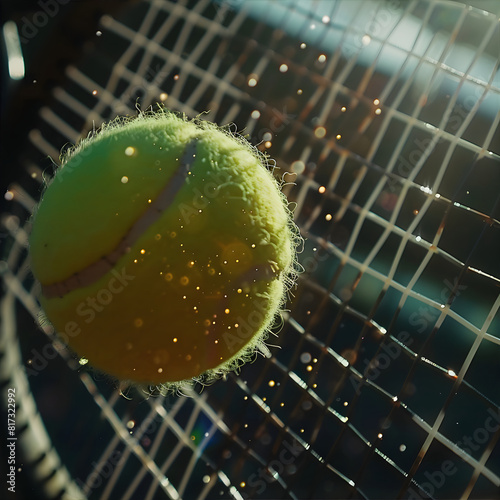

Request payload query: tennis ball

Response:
[29,110,299,388]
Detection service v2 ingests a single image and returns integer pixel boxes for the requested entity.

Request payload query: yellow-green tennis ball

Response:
[29,110,298,387]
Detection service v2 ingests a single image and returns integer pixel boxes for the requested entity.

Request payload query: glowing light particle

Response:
[291,160,305,174]
[248,76,258,87]
[314,126,326,138]
[300,352,311,363]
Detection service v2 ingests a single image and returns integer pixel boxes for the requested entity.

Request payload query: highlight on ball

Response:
[29,108,301,392]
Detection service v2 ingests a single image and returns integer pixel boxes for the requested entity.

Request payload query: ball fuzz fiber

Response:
[29,110,299,387]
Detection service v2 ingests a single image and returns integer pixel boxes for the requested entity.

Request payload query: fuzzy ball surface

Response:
[29,111,298,386]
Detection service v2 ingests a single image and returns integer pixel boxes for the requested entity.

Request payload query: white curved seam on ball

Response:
[41,138,200,299]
